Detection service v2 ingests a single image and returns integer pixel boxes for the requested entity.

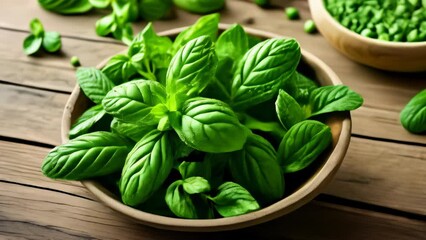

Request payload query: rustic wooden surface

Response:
[0,0,425,239]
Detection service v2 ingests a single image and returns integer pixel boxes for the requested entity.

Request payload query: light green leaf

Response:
[95,14,115,36]
[110,118,156,142]
[277,120,332,173]
[41,132,131,180]
[400,89,426,133]
[89,0,110,8]
[23,35,42,55]
[30,18,44,37]
[76,67,116,104]
[276,89,305,130]
[170,97,248,153]
[101,54,135,85]
[182,176,211,194]
[42,31,62,52]
[209,182,260,217]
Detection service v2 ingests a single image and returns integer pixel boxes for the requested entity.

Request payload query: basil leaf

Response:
[170,97,249,153]
[309,85,364,117]
[209,182,260,217]
[112,0,138,22]
[182,176,211,194]
[38,0,92,14]
[166,36,217,109]
[230,38,301,110]
[173,0,225,14]
[178,159,212,180]
[139,0,173,21]
[102,54,135,85]
[76,67,115,104]
[41,132,131,180]
[277,120,332,173]
[102,80,167,125]
[120,130,174,206]
[282,72,318,105]
[112,21,134,45]
[69,104,107,139]
[111,118,155,142]
[89,0,110,8]
[165,180,214,219]
[276,89,305,130]
[171,13,220,54]
[42,31,62,52]
[228,134,284,204]
[95,14,115,36]
[400,89,426,133]
[23,35,42,55]
[30,18,44,37]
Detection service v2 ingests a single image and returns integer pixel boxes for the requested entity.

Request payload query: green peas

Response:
[70,56,81,67]
[285,7,299,20]
[304,20,317,34]
[325,0,426,42]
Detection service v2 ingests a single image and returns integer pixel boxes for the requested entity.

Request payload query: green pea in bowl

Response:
[61,24,352,232]
[308,0,426,72]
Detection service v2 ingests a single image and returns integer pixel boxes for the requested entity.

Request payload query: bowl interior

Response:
[62,25,351,232]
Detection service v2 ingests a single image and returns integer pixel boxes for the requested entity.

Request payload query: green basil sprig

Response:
[23,18,62,55]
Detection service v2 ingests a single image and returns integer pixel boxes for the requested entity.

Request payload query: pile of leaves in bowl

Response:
[41,13,363,219]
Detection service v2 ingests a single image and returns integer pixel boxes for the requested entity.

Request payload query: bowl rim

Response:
[309,0,426,48]
[61,24,352,232]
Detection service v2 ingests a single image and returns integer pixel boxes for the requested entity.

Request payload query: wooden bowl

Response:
[308,0,426,72]
[61,24,351,232]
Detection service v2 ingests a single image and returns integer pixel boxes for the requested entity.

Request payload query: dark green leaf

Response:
[228,134,284,204]
[30,18,44,37]
[209,182,260,217]
[76,67,116,104]
[309,85,364,117]
[230,38,301,110]
[282,72,318,105]
[69,104,107,139]
[120,130,174,206]
[178,159,212,180]
[276,89,305,130]
[139,0,173,21]
[277,120,332,173]
[400,89,426,133]
[171,13,220,54]
[23,35,42,55]
[102,80,167,125]
[41,132,131,180]
[182,176,211,194]
[170,97,249,153]
[42,31,62,52]
[166,36,217,109]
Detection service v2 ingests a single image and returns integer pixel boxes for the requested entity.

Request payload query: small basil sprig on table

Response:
[277,120,332,173]
[400,89,426,134]
[23,18,62,55]
[42,132,131,180]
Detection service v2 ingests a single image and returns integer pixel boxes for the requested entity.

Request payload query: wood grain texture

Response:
[1,181,425,240]
[0,83,67,145]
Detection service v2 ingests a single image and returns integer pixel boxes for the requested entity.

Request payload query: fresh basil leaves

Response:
[23,18,62,55]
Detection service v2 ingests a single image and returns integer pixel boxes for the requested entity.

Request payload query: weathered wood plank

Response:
[0,84,67,146]
[1,182,424,240]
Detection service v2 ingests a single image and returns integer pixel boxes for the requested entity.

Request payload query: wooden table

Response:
[1,0,425,239]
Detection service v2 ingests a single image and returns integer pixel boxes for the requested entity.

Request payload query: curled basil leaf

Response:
[276,89,305,131]
[228,133,284,204]
[170,97,249,153]
[102,80,167,125]
[277,120,332,173]
[76,67,116,104]
[23,35,43,55]
[230,38,301,110]
[41,132,131,180]
[101,54,136,85]
[400,89,426,134]
[182,176,211,194]
[209,182,260,217]
[120,130,174,206]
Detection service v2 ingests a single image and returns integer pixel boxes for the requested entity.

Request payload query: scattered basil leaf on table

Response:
[277,120,332,173]
[42,131,131,180]
[120,130,174,206]
[23,18,62,55]
[209,182,260,217]
[42,31,62,52]
[76,67,116,104]
[23,35,43,55]
[30,18,44,37]
[400,89,426,134]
